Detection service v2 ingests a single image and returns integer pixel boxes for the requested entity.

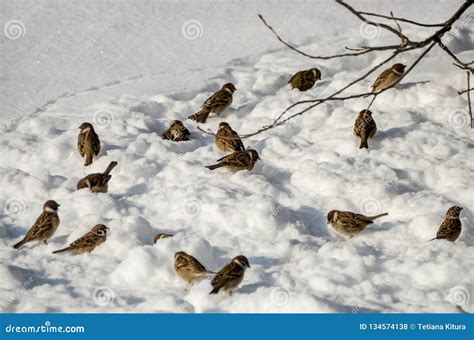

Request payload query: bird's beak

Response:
[247,264,251,268]
[57,204,61,207]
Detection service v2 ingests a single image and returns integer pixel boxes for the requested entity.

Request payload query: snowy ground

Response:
[1,0,473,313]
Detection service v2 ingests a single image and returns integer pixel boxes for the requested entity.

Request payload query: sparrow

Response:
[12,200,60,249]
[215,122,245,153]
[78,122,101,166]
[431,206,463,242]
[288,67,321,91]
[327,210,388,238]
[174,251,215,287]
[188,83,236,123]
[52,224,109,254]
[371,63,406,93]
[76,161,118,193]
[353,109,377,149]
[210,255,250,295]
[206,149,260,173]
[161,120,190,141]
[154,233,173,243]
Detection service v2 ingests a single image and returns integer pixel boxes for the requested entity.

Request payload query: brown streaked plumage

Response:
[210,255,250,295]
[154,233,173,243]
[161,120,190,142]
[215,122,245,153]
[206,149,260,173]
[78,122,101,166]
[174,251,215,286]
[371,63,406,93]
[353,109,377,149]
[76,161,117,193]
[52,224,109,254]
[188,83,236,123]
[288,68,321,91]
[431,206,463,242]
[327,210,388,238]
[12,200,60,249]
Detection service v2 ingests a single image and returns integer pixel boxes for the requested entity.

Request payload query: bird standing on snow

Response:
[210,255,250,295]
[327,210,388,238]
[215,122,245,153]
[431,206,463,242]
[174,251,215,288]
[78,122,101,166]
[76,161,118,193]
[370,63,406,93]
[288,68,321,91]
[12,200,60,249]
[188,83,236,123]
[161,120,190,141]
[52,224,109,254]
[353,109,377,149]
[206,149,260,173]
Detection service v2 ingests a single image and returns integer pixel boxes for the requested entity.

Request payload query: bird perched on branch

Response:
[53,224,109,254]
[174,251,215,288]
[13,200,60,249]
[210,255,250,295]
[327,210,388,238]
[371,63,406,93]
[206,149,260,173]
[431,206,463,242]
[154,233,173,243]
[76,161,118,193]
[288,67,321,91]
[161,120,190,141]
[215,122,245,153]
[353,109,377,149]
[78,122,101,166]
[188,83,236,123]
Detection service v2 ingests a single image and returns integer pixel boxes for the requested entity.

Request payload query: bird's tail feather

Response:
[52,247,71,254]
[85,154,93,166]
[103,161,118,175]
[209,287,220,295]
[12,238,28,249]
[369,212,389,220]
[206,163,224,171]
[189,107,211,123]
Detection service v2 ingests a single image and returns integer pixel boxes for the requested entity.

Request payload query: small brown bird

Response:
[188,83,236,123]
[288,67,321,91]
[161,120,190,141]
[210,255,250,295]
[353,109,377,149]
[371,63,406,93]
[76,161,118,193]
[215,122,245,153]
[78,122,101,166]
[327,210,388,238]
[52,224,109,254]
[206,149,260,173]
[431,206,463,242]
[13,200,60,249]
[154,233,173,243]
[174,251,215,287]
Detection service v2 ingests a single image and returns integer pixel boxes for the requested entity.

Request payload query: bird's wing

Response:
[371,68,392,89]
[211,263,242,287]
[203,89,232,109]
[70,231,102,249]
[27,212,56,239]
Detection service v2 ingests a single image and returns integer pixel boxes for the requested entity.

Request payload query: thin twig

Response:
[197,126,216,136]
[467,72,473,128]
[359,11,444,27]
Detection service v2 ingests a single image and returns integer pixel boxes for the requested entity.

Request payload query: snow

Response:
[1,0,473,313]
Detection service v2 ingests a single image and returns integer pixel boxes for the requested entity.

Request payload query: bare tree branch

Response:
[358,11,445,27]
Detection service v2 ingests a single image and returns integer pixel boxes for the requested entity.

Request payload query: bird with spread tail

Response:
[174,251,216,288]
[210,255,250,295]
[76,161,118,193]
[13,200,60,249]
[288,67,321,91]
[327,210,388,238]
[161,120,190,141]
[53,224,109,254]
[215,122,245,153]
[353,109,377,149]
[188,83,236,123]
[370,63,406,93]
[431,206,463,242]
[206,149,260,173]
[78,122,101,166]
